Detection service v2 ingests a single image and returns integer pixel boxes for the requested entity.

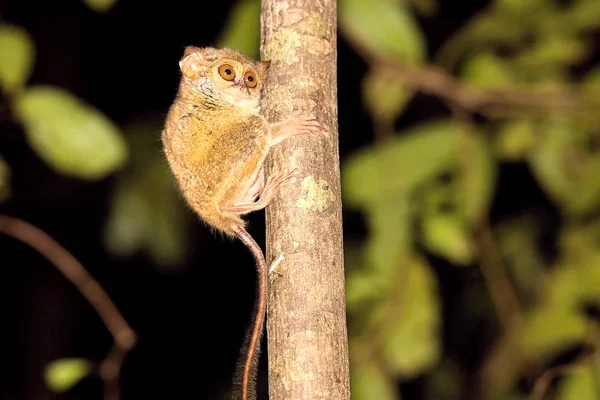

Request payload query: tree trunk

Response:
[260,1,350,399]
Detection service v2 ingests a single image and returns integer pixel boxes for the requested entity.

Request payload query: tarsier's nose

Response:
[234,80,247,90]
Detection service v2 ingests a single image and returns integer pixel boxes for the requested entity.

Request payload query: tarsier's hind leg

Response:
[222,169,298,215]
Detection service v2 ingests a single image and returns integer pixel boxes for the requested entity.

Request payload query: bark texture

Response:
[260,1,350,399]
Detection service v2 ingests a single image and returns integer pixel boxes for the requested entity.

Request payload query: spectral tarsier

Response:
[161,46,323,400]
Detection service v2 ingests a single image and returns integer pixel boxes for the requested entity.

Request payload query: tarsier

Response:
[161,46,323,400]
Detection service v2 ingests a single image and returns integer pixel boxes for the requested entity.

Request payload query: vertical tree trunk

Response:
[260,1,350,399]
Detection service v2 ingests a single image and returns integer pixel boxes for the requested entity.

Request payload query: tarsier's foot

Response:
[228,169,298,212]
[262,168,298,199]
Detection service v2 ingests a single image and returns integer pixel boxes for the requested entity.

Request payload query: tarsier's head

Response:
[178,46,270,109]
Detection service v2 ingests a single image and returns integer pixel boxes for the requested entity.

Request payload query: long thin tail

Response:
[231,224,268,400]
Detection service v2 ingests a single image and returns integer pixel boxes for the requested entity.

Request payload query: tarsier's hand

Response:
[272,110,327,145]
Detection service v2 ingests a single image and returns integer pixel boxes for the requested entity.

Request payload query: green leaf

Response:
[559,221,600,262]
[346,268,388,311]
[0,24,35,95]
[520,307,588,360]
[546,252,600,309]
[421,213,473,265]
[407,0,438,17]
[144,173,190,267]
[380,256,441,378]
[14,86,128,180]
[513,36,589,69]
[528,119,600,216]
[83,0,118,12]
[104,174,153,256]
[0,155,10,202]
[494,0,549,13]
[461,52,515,88]
[343,120,460,208]
[567,0,600,32]
[423,359,464,400]
[105,163,189,268]
[533,251,600,359]
[495,215,546,301]
[345,239,388,312]
[564,156,600,216]
[44,358,93,393]
[495,120,536,161]
[362,68,413,123]
[556,365,597,400]
[583,65,600,88]
[459,129,497,225]
[436,4,536,68]
[215,0,261,60]
[365,198,413,275]
[340,0,426,63]
[104,119,190,269]
[528,119,573,206]
[350,359,400,400]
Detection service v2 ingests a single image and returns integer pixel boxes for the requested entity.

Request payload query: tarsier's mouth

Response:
[234,81,250,94]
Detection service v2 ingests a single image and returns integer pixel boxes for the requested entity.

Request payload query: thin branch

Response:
[380,61,600,117]
[0,214,136,400]
[530,323,600,400]
[341,32,600,120]
[475,222,523,331]
[447,106,522,331]
[530,351,597,400]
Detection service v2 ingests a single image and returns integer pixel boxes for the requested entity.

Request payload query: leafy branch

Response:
[339,0,600,399]
[346,39,600,120]
[0,215,136,399]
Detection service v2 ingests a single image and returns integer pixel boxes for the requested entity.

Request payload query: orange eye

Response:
[218,64,235,81]
[244,71,258,88]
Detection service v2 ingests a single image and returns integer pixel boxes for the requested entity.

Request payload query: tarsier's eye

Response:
[244,71,258,88]
[218,64,235,81]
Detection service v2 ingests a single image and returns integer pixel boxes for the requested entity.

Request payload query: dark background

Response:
[0,0,561,399]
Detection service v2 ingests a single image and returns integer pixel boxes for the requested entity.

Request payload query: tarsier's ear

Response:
[183,46,201,58]
[179,46,205,79]
[258,60,271,80]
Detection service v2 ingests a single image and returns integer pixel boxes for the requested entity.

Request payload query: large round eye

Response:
[244,71,258,88]
[218,64,235,81]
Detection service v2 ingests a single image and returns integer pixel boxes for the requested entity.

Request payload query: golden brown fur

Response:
[161,46,322,400]
[162,47,271,236]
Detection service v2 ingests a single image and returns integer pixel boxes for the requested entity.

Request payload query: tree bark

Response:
[260,1,350,399]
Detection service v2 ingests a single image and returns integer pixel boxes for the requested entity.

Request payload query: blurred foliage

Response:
[557,365,598,400]
[15,86,127,180]
[0,24,34,95]
[0,24,128,184]
[103,118,192,269]
[0,155,10,202]
[0,22,191,271]
[362,69,414,126]
[216,0,261,59]
[44,358,93,393]
[2,0,600,399]
[339,0,600,399]
[340,0,425,63]
[83,0,118,13]
[0,19,191,395]
[193,0,600,396]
